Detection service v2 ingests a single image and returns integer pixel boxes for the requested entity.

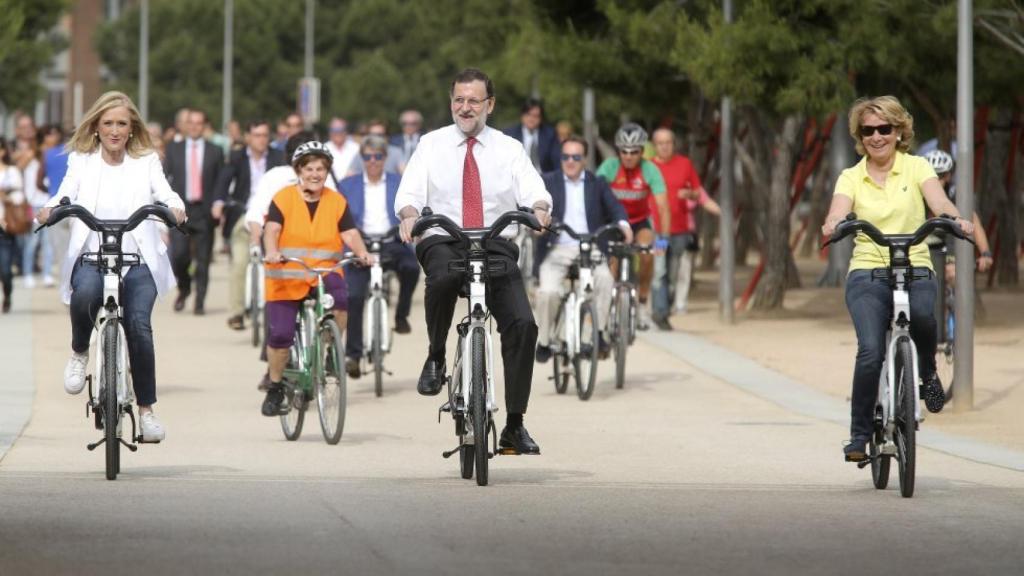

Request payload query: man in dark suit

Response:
[338,135,420,378]
[164,108,224,314]
[534,136,633,362]
[211,119,286,329]
[502,97,562,174]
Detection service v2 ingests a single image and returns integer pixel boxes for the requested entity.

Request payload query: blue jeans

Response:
[844,268,937,440]
[70,261,159,406]
[20,226,52,278]
[0,230,15,300]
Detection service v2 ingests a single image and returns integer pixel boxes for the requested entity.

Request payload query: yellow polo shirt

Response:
[835,152,938,272]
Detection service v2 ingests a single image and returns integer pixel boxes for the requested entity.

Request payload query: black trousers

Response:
[344,242,420,358]
[170,202,215,306]
[416,236,538,415]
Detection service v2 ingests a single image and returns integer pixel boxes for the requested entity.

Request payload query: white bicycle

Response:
[245,245,265,348]
[547,222,623,401]
[413,207,542,487]
[825,213,972,498]
[359,226,399,397]
[39,197,184,480]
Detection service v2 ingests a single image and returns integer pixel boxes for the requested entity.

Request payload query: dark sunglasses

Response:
[361,153,385,161]
[561,153,583,162]
[619,148,642,156]
[859,123,894,137]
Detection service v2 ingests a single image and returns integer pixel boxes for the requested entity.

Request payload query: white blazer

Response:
[45,151,185,304]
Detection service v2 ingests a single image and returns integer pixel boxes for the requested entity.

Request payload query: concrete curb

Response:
[0,295,34,463]
[640,330,1024,472]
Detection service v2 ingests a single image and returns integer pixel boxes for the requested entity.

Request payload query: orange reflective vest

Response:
[265,185,348,302]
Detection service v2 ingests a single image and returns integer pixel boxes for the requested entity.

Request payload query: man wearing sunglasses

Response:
[534,136,632,363]
[596,122,670,331]
[395,67,552,455]
[339,135,420,379]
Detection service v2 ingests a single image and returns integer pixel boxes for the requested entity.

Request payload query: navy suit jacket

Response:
[503,123,562,173]
[537,169,627,265]
[338,172,402,230]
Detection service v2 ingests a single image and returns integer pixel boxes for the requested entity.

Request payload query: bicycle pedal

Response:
[844,453,868,464]
[497,447,520,456]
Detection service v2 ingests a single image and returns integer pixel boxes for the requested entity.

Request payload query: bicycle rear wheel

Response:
[575,301,599,401]
[614,289,629,389]
[280,341,306,441]
[103,319,120,481]
[316,318,347,444]
[551,296,570,394]
[937,294,955,402]
[895,338,916,498]
[372,297,384,398]
[471,329,489,487]
[250,262,262,347]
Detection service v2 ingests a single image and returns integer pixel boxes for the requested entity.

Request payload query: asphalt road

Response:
[1,268,1022,575]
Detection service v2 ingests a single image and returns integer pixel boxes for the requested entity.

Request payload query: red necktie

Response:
[189,141,202,202]
[462,137,483,227]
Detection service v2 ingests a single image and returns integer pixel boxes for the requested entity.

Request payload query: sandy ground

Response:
[673,255,1024,452]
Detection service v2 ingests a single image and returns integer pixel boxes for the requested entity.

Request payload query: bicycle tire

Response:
[938,292,955,403]
[869,424,890,490]
[280,340,306,441]
[895,338,916,498]
[575,301,599,401]
[551,296,570,394]
[317,318,347,444]
[614,289,629,389]
[372,297,384,398]
[460,441,474,479]
[250,262,261,348]
[471,328,489,487]
[102,319,120,481]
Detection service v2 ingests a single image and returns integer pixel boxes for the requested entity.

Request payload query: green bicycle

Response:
[277,256,356,444]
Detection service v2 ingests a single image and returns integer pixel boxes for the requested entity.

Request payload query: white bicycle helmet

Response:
[614,122,648,150]
[924,149,954,175]
[291,140,333,168]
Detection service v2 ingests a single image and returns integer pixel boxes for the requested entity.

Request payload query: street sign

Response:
[298,76,320,125]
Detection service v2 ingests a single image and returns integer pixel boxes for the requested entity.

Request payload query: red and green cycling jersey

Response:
[595,158,666,224]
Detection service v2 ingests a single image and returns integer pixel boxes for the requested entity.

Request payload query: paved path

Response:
[1,268,1022,575]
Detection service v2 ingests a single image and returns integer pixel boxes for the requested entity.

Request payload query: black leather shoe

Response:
[499,425,541,455]
[346,357,361,379]
[535,344,552,364]
[194,302,206,316]
[261,385,289,417]
[921,374,946,413]
[417,359,445,396]
[395,317,412,334]
[173,292,188,312]
[598,333,610,360]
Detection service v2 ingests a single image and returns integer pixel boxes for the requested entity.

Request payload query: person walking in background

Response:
[39,124,71,283]
[325,117,360,184]
[650,128,721,326]
[212,119,286,330]
[348,120,405,175]
[503,98,562,173]
[0,140,26,313]
[17,128,48,288]
[164,108,224,315]
[391,109,424,165]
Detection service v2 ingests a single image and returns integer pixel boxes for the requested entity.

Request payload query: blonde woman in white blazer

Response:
[37,91,186,442]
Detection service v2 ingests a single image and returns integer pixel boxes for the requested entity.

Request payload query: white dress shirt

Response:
[362,175,391,235]
[246,148,268,211]
[326,138,360,182]
[245,165,297,227]
[559,174,589,245]
[395,125,551,239]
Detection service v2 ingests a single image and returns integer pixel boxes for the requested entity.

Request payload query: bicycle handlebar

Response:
[39,196,185,234]
[547,221,625,243]
[410,206,542,245]
[822,213,975,249]
[278,254,361,275]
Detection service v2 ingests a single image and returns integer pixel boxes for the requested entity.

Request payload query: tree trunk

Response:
[800,151,832,257]
[984,109,1020,286]
[751,113,803,310]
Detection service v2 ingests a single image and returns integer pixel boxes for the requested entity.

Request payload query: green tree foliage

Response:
[0,0,69,112]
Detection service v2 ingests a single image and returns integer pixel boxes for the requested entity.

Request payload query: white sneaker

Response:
[638,303,652,331]
[23,275,36,289]
[139,411,166,442]
[42,275,55,287]
[674,303,688,315]
[64,352,89,394]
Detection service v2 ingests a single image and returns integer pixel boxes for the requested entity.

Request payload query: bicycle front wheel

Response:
[869,420,891,490]
[102,319,120,481]
[471,328,489,487]
[895,338,916,498]
[574,301,599,401]
[316,318,347,444]
[614,289,630,389]
[372,297,384,398]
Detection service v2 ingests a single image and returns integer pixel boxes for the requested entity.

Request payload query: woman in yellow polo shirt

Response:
[822,96,973,462]
[261,142,371,416]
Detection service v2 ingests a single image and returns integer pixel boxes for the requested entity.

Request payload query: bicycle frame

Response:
[361,229,399,357]
[244,250,265,314]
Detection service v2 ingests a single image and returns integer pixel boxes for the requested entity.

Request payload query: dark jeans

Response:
[345,242,420,358]
[170,203,215,307]
[0,230,15,301]
[845,268,937,440]
[70,261,159,406]
[416,236,537,415]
